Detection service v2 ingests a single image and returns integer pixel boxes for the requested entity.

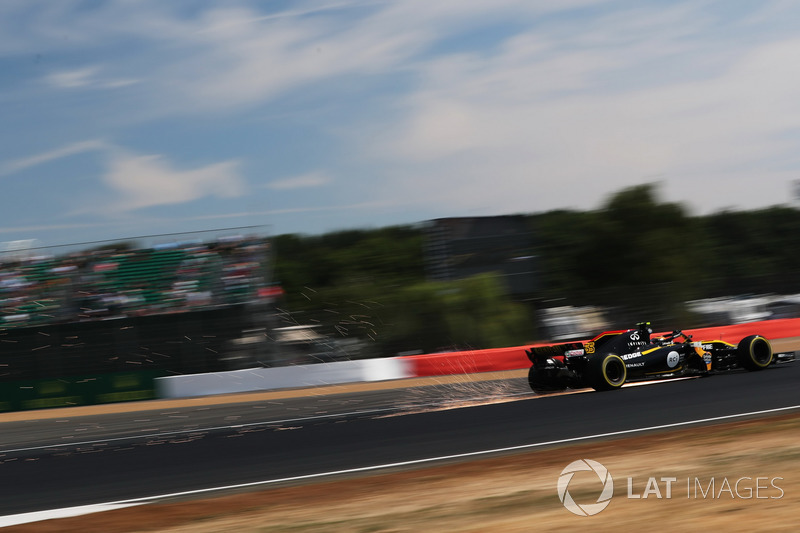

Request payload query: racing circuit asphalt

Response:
[0,361,798,517]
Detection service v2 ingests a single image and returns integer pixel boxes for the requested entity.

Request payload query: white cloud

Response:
[1,143,245,219]
[45,66,99,88]
[198,0,608,107]
[147,6,430,112]
[6,0,800,233]
[173,200,393,222]
[99,151,245,213]
[358,3,800,216]
[266,171,332,190]
[44,65,139,90]
[0,139,107,176]
[1,1,618,118]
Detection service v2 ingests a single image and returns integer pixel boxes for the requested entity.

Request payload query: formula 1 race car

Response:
[526,322,794,393]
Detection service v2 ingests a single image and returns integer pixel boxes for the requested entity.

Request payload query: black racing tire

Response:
[737,335,773,371]
[528,365,567,394]
[586,353,627,391]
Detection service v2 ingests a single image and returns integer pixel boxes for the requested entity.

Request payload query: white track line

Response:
[0,503,144,528]
[2,403,798,527]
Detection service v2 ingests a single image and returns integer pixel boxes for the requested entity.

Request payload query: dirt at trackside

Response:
[6,411,800,533]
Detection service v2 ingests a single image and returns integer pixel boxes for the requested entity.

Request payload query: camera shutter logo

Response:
[557,459,614,516]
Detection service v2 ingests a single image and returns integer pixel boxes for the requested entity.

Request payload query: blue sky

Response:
[3,0,800,249]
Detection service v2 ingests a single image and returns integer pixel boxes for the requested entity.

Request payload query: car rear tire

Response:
[528,365,567,394]
[737,335,773,371]
[587,353,627,391]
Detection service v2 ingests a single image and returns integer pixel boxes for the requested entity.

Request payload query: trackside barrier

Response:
[681,318,800,345]
[155,318,800,399]
[156,358,413,399]
[0,371,161,412]
[399,318,800,378]
[399,346,533,378]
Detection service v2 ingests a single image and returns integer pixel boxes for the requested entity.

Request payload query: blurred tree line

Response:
[271,184,800,355]
[271,227,531,355]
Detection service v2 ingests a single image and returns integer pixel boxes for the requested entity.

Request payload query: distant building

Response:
[423,216,536,296]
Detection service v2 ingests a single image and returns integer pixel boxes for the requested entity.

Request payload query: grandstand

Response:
[0,230,273,329]
[0,228,280,387]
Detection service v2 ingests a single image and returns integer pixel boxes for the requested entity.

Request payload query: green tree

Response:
[269,184,800,352]
[376,274,531,354]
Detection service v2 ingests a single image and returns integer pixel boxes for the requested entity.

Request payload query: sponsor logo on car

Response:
[666,351,680,368]
[534,345,567,357]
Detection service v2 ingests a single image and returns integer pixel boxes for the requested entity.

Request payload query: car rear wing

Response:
[526,342,587,364]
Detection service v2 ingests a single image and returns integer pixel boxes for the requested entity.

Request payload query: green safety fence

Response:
[0,370,163,412]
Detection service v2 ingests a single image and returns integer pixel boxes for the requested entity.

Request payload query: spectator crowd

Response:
[0,235,273,329]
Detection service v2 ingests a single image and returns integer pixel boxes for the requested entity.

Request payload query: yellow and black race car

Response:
[526,322,794,393]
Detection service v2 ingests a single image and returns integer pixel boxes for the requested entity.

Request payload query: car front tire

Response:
[737,335,773,371]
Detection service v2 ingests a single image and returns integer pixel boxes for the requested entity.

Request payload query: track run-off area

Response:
[0,336,798,529]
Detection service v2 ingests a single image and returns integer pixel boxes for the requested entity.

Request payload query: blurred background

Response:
[5,2,800,390]
[3,182,800,386]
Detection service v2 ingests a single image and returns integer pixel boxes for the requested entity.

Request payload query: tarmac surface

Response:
[0,349,797,517]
